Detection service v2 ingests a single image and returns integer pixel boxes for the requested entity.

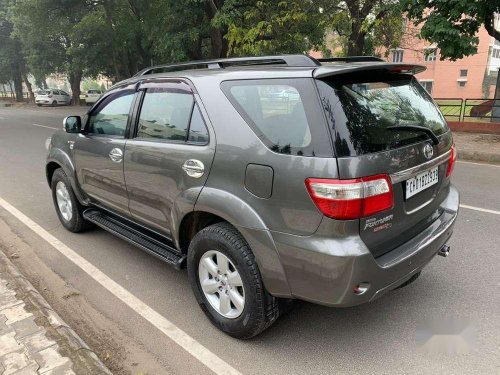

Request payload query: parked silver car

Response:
[36,89,71,106]
[45,55,459,339]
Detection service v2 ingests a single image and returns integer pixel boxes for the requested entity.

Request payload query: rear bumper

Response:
[271,184,459,306]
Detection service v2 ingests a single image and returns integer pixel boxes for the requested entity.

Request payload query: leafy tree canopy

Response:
[402,0,500,60]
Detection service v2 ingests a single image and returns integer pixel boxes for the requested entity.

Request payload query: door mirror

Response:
[63,116,82,133]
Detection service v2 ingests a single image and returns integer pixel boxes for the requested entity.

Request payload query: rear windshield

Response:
[316,73,449,157]
[221,78,332,157]
[38,91,50,95]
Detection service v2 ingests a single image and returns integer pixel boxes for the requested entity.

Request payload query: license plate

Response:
[405,167,439,199]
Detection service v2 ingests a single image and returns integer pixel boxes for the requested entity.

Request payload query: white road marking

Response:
[0,197,241,375]
[456,160,500,168]
[32,123,58,130]
[460,204,500,216]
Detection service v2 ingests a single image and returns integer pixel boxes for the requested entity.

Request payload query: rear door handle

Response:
[182,159,204,178]
[109,148,123,163]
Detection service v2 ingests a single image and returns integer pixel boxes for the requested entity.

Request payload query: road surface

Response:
[0,105,499,374]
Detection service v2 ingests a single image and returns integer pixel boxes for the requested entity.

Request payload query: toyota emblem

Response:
[423,143,434,159]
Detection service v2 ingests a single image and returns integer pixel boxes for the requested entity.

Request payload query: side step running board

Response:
[83,209,186,270]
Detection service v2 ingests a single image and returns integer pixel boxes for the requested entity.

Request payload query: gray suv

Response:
[45,55,459,338]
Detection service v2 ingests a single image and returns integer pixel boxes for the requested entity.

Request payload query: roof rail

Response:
[318,56,384,63]
[135,55,321,76]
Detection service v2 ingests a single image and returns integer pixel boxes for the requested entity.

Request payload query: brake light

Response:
[446,144,456,177]
[305,175,394,220]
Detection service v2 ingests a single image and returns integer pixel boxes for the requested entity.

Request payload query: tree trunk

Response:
[492,68,500,123]
[21,71,35,103]
[68,70,82,106]
[12,68,23,102]
[347,21,366,56]
[205,0,228,58]
[209,28,229,58]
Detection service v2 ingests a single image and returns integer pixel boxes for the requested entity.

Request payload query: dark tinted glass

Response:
[136,88,193,141]
[316,73,449,157]
[188,105,209,144]
[222,78,332,157]
[88,91,134,137]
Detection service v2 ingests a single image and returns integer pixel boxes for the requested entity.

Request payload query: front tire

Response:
[51,169,91,233]
[187,222,280,339]
[51,100,57,107]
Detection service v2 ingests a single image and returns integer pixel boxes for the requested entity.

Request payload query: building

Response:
[379,18,500,99]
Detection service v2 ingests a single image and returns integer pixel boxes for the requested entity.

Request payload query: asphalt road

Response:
[0,105,499,375]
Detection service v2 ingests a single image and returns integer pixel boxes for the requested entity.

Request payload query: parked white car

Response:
[85,89,102,105]
[35,89,71,106]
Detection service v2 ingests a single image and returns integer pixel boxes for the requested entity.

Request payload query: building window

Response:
[492,48,500,59]
[420,81,433,94]
[458,81,466,87]
[424,48,437,62]
[460,69,468,77]
[391,49,404,62]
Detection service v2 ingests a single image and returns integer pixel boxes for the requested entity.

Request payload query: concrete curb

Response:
[458,150,500,164]
[0,249,112,374]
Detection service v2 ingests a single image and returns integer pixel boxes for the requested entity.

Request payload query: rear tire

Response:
[51,169,92,233]
[51,100,57,107]
[187,222,280,339]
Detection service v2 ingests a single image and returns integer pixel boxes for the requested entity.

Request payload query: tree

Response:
[402,0,500,60]
[216,0,327,56]
[0,0,28,101]
[11,0,92,104]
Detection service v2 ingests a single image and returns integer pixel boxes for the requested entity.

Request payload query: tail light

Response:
[305,174,393,220]
[446,144,456,177]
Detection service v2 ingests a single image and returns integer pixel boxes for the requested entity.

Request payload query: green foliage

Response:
[402,0,500,60]
[82,79,102,92]
[222,1,327,56]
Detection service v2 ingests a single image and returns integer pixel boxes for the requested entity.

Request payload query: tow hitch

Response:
[438,245,450,257]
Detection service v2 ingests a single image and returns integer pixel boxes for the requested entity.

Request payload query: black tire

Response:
[187,222,280,339]
[51,169,91,233]
[51,100,57,107]
[36,104,41,107]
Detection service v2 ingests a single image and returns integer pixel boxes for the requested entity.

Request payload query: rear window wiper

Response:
[386,125,440,145]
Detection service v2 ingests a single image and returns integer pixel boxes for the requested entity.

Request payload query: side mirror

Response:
[63,116,82,133]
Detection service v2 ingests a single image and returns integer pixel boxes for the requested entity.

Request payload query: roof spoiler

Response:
[314,63,426,78]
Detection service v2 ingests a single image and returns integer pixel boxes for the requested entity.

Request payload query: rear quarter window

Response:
[316,73,449,157]
[221,78,332,157]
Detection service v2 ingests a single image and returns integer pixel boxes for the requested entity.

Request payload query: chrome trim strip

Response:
[390,150,451,184]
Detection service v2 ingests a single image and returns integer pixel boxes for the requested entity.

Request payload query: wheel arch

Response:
[177,187,292,297]
[46,149,88,205]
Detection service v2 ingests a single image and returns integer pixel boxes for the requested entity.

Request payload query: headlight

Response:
[45,137,52,151]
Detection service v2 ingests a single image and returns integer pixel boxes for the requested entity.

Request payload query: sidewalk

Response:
[0,251,110,374]
[453,132,500,164]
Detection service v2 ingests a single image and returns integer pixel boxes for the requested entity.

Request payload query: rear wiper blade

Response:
[386,125,440,145]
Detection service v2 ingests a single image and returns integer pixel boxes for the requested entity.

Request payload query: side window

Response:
[187,105,209,144]
[88,91,134,137]
[136,88,194,141]
[223,80,315,154]
[53,90,60,95]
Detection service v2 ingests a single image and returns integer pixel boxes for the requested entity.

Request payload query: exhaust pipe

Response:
[438,245,450,257]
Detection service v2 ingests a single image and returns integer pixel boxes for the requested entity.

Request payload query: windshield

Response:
[316,73,449,157]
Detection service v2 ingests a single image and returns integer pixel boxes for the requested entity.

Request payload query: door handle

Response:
[109,148,123,163]
[182,159,204,178]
